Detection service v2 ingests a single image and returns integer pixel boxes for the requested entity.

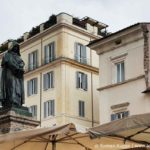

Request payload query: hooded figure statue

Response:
[0,40,25,108]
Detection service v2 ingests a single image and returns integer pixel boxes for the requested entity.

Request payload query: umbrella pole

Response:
[52,141,56,150]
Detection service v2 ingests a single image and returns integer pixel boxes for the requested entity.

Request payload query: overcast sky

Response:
[0,0,150,44]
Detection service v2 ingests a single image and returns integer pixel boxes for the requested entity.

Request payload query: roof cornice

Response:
[20,22,100,49]
[88,23,142,50]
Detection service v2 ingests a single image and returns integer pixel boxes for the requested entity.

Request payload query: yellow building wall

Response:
[0,13,100,129]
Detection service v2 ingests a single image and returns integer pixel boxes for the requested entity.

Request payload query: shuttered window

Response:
[111,111,129,121]
[44,100,55,118]
[27,78,38,96]
[43,71,54,90]
[74,43,87,64]
[28,50,38,71]
[76,72,88,91]
[79,100,85,117]
[29,105,37,118]
[44,42,55,64]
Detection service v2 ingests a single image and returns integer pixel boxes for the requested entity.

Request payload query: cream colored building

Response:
[0,13,108,129]
[88,23,150,124]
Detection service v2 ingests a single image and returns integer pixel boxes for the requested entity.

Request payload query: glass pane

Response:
[117,63,120,82]
[121,62,125,81]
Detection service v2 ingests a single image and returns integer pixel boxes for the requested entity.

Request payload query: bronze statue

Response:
[0,40,25,108]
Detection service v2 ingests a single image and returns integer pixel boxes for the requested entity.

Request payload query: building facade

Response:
[0,13,108,129]
[88,23,150,124]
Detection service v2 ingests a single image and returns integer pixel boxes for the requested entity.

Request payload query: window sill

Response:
[43,88,54,92]
[27,94,38,98]
[76,88,88,92]
[43,115,55,120]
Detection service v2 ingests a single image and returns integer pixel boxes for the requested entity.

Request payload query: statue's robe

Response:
[0,51,25,107]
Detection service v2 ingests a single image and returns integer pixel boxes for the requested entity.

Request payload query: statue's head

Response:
[8,40,20,56]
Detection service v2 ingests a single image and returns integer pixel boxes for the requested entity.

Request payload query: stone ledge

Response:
[0,107,40,134]
[98,75,145,91]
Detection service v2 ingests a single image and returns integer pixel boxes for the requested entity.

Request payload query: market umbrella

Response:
[0,123,136,150]
[88,113,150,146]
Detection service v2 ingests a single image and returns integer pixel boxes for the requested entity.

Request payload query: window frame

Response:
[111,111,129,121]
[74,42,87,64]
[43,71,54,90]
[79,100,85,117]
[27,78,38,96]
[76,72,88,91]
[110,53,127,84]
[44,100,55,118]
[28,50,38,71]
[44,42,55,64]
[29,105,37,118]
[110,102,129,121]
[116,61,125,83]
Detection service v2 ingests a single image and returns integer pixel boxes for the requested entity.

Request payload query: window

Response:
[28,51,38,71]
[74,43,87,64]
[29,105,37,118]
[79,100,85,117]
[111,111,129,121]
[43,71,54,90]
[76,72,88,91]
[44,100,55,118]
[116,62,125,83]
[27,78,38,96]
[44,42,55,64]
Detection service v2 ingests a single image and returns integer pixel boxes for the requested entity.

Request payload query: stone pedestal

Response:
[0,106,40,134]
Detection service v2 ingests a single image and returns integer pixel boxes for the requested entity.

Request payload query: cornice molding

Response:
[24,57,99,77]
[20,23,100,49]
[97,75,144,91]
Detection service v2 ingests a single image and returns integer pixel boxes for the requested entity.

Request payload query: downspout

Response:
[91,72,94,127]
[40,72,42,127]
[40,38,43,126]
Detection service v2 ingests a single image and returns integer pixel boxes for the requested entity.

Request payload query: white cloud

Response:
[0,0,150,43]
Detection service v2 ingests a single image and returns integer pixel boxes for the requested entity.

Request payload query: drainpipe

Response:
[40,38,43,127]
[40,72,42,127]
[91,72,94,127]
[90,46,94,127]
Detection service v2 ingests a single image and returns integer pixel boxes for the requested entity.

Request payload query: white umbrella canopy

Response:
[88,113,150,147]
[0,123,136,150]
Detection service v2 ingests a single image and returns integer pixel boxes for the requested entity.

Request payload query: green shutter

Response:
[43,74,47,90]
[52,42,55,60]
[82,73,87,91]
[74,42,78,60]
[35,105,37,117]
[81,45,87,64]
[76,72,79,88]
[34,78,38,94]
[51,71,54,88]
[44,102,46,118]
[28,53,31,70]
[27,81,30,96]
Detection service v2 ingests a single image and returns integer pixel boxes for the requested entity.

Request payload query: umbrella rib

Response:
[64,133,92,150]
[58,141,77,144]
[10,138,33,150]
[10,135,50,150]
[56,133,79,142]
[143,131,150,134]
[125,126,150,140]
[110,134,150,145]
[44,141,49,150]
[60,135,89,142]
